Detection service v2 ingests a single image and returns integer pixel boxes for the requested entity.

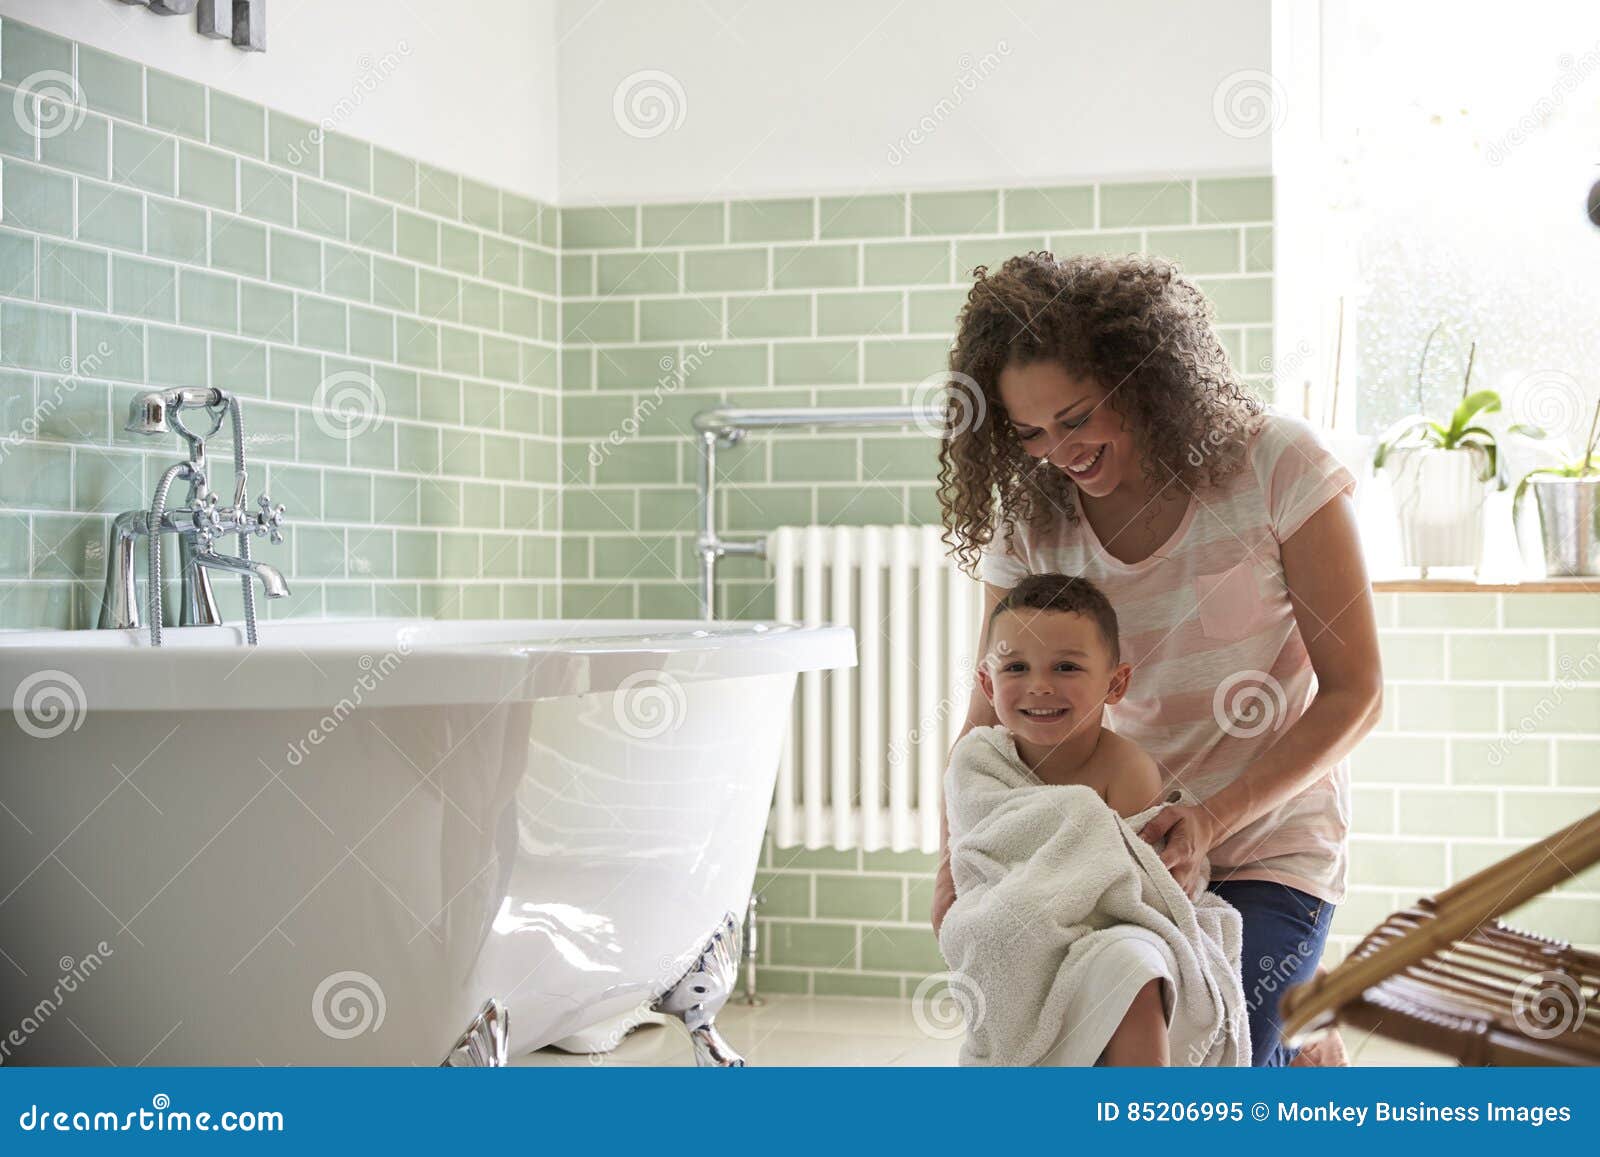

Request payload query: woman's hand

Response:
[1137,803,1221,900]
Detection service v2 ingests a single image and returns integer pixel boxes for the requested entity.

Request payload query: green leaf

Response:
[1448,389,1502,439]
[1514,465,1577,512]
[1463,440,1497,482]
[1373,415,1437,469]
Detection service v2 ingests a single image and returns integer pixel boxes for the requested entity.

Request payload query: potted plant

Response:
[1373,327,1538,575]
[1514,400,1600,577]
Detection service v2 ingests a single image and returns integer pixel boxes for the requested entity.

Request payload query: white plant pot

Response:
[1382,446,1491,573]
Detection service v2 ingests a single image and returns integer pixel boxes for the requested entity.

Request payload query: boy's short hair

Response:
[985,573,1121,664]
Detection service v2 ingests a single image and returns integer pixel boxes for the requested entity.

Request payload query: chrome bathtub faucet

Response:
[98,387,289,646]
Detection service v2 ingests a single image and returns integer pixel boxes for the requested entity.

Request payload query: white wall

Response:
[554,0,1272,204]
[0,0,1273,205]
[0,0,560,200]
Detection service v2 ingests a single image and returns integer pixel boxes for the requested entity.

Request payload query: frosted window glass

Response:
[1323,0,1600,451]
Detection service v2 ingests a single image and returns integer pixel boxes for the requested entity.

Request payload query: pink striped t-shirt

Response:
[977,410,1359,905]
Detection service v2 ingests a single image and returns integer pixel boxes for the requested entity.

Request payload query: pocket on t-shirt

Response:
[1194,561,1270,642]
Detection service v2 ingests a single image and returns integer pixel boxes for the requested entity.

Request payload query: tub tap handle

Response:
[256,495,287,544]
[194,493,226,548]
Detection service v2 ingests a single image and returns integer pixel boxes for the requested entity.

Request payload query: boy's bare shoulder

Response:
[1097,729,1167,818]
[1095,727,1154,772]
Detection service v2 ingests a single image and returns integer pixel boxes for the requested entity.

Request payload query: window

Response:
[1275,0,1599,459]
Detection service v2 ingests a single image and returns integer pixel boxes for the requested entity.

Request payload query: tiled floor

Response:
[512,995,1453,1067]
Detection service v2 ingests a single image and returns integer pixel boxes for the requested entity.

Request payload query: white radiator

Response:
[768,524,986,853]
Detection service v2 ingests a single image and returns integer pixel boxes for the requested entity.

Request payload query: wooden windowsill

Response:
[1371,575,1600,594]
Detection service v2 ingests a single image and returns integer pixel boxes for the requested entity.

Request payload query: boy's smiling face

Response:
[978,607,1131,747]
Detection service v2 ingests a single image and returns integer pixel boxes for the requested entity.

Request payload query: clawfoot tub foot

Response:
[656,911,747,1066]
[442,998,510,1067]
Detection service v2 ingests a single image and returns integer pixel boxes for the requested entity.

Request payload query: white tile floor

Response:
[512,994,1453,1067]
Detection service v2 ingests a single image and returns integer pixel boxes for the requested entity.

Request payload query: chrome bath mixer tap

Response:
[98,387,289,646]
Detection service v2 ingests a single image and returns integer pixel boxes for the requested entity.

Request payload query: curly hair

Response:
[936,251,1265,577]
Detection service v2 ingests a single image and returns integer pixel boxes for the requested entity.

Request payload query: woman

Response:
[929,252,1383,1066]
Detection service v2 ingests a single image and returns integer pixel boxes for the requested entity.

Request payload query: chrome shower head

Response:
[124,391,171,435]
[123,388,226,436]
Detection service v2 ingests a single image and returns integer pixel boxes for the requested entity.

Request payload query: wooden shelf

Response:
[1371,576,1600,594]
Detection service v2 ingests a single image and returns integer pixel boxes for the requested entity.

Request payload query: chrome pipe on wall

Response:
[689,405,939,619]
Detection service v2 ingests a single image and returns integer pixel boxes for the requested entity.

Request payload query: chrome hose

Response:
[147,462,189,648]
[228,396,259,645]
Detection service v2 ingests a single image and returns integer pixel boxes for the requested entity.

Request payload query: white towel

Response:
[937,725,1251,1067]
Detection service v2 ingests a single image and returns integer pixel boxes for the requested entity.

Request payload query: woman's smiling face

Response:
[995,360,1139,499]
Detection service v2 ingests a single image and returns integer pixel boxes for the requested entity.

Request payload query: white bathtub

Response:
[0,618,854,1066]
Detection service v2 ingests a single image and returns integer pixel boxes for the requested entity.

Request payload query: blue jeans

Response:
[1206,879,1335,1067]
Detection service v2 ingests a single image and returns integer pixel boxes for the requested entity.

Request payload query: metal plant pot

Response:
[1529,475,1600,576]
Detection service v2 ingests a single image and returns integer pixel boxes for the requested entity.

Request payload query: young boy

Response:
[971,572,1174,1065]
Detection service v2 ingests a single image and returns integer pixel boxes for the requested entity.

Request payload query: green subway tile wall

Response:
[557,180,1275,620]
[0,18,560,627]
